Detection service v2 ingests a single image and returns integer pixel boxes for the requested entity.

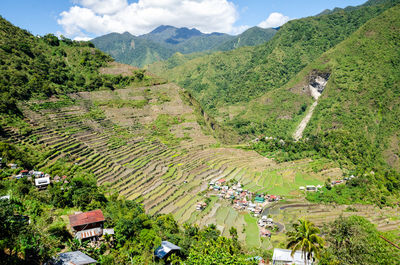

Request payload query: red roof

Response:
[217,179,226,183]
[20,170,29,173]
[69,209,105,228]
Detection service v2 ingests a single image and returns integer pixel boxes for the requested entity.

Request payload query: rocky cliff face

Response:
[309,73,330,100]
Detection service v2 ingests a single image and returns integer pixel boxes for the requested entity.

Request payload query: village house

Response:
[331,180,344,186]
[217,178,226,185]
[154,241,181,260]
[258,216,274,228]
[196,202,207,211]
[35,176,51,190]
[306,185,317,192]
[51,251,97,265]
[32,171,44,178]
[260,227,272,238]
[272,248,312,265]
[69,209,106,241]
[20,170,29,177]
[53,176,61,183]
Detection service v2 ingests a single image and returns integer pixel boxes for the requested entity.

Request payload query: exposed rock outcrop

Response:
[309,73,330,100]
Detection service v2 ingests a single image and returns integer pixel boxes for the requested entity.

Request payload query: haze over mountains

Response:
[92,25,278,67]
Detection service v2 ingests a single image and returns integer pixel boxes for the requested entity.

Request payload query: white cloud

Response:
[73,0,128,15]
[258,12,290,29]
[74,36,93,41]
[230,25,250,35]
[58,0,239,39]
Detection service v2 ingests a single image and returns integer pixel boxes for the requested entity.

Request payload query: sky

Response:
[0,0,367,40]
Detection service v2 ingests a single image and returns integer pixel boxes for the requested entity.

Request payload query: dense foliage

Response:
[0,16,159,116]
[319,216,400,264]
[286,219,324,264]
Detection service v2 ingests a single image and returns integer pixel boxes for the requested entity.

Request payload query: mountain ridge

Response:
[92,25,277,67]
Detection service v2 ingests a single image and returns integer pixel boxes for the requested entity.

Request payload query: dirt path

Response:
[293,101,318,141]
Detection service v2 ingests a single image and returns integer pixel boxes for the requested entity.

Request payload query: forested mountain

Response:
[140,25,234,53]
[91,32,175,68]
[92,25,278,68]
[147,0,400,204]
[92,26,234,67]
[150,0,399,139]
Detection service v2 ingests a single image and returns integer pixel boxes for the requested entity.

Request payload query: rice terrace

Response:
[1,0,400,263]
[3,62,399,251]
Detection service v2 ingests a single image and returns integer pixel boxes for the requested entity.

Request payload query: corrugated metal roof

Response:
[272,248,310,265]
[35,177,50,186]
[69,209,105,228]
[155,241,181,259]
[54,251,97,265]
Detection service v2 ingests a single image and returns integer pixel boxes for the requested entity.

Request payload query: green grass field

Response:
[244,213,260,248]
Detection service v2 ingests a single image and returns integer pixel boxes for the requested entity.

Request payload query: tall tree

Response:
[286,219,324,265]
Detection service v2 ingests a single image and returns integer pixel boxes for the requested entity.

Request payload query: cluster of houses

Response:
[48,209,181,264]
[258,215,275,238]
[299,185,322,192]
[12,169,69,190]
[300,175,358,192]
[207,178,281,216]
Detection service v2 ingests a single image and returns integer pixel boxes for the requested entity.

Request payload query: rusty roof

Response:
[69,209,105,228]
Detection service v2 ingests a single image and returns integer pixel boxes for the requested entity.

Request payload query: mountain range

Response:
[91,25,277,67]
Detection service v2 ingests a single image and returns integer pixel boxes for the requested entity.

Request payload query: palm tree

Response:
[286,219,324,265]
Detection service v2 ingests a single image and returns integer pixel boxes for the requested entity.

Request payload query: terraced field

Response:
[0,65,345,247]
[264,202,400,247]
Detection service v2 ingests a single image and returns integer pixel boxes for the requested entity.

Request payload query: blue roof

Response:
[155,241,181,259]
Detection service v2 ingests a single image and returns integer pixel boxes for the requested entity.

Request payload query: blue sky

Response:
[0,0,367,39]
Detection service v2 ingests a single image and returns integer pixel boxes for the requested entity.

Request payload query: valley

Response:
[1,0,400,264]
[1,62,348,249]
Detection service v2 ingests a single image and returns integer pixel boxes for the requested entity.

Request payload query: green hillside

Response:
[152,0,399,139]
[216,26,277,51]
[251,2,400,172]
[302,3,400,170]
[250,3,400,205]
[0,16,163,116]
[0,16,106,114]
